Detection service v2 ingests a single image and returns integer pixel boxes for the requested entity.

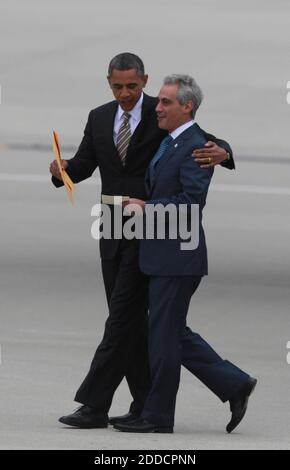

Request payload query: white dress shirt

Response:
[170,120,195,140]
[113,93,144,145]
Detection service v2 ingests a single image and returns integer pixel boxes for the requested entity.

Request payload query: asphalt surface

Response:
[0,0,290,450]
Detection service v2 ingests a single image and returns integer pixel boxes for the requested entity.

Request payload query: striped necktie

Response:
[145,135,173,193]
[117,112,131,165]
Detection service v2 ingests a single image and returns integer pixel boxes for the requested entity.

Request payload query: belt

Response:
[101,194,130,205]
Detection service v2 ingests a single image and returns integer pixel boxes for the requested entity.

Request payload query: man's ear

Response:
[142,74,149,88]
[184,100,193,115]
[107,75,111,87]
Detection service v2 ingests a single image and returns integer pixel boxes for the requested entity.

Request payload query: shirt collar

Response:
[170,120,194,140]
[116,92,144,122]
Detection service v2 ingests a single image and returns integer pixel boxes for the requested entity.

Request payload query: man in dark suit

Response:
[50,53,237,429]
[113,74,257,433]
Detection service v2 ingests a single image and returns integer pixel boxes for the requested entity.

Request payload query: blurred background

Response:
[0,0,290,449]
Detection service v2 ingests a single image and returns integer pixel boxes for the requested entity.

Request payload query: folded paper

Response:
[52,130,75,204]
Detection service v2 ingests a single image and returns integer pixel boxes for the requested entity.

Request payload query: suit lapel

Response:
[102,94,157,169]
[125,94,157,159]
[150,124,198,194]
[100,100,124,170]
[149,142,177,195]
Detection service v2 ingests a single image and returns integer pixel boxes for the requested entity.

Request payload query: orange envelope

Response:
[52,130,75,204]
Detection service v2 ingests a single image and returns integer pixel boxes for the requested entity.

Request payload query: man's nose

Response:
[120,87,131,98]
[155,102,162,113]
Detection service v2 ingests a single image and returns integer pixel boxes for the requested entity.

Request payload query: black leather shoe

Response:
[58,405,108,428]
[109,412,140,426]
[227,377,257,433]
[113,417,173,433]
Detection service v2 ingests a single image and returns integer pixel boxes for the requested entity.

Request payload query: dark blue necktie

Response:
[145,135,173,193]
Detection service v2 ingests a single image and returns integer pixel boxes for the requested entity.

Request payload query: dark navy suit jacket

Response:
[139,123,214,277]
[52,94,233,260]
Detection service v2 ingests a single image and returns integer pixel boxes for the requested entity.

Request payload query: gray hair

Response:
[108,52,145,76]
[163,74,203,117]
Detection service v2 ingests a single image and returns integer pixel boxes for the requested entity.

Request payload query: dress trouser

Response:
[75,239,151,414]
[75,240,249,416]
[142,276,250,427]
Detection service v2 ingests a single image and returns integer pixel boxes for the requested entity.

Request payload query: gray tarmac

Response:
[0,0,290,450]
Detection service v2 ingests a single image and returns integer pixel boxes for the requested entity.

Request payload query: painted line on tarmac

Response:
[0,142,290,165]
[211,183,290,195]
[0,173,290,195]
[0,173,100,184]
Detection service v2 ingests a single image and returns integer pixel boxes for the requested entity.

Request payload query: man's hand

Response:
[49,159,68,181]
[122,198,146,215]
[193,141,229,168]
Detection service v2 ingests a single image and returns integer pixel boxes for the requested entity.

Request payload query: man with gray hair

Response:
[164,73,204,114]
[114,74,256,433]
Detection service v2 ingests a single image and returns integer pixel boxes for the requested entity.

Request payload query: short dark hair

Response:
[108,52,145,76]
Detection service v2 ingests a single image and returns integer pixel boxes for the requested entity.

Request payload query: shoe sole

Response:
[226,378,257,433]
[248,378,257,396]
[114,426,173,433]
[109,418,140,426]
[58,418,108,429]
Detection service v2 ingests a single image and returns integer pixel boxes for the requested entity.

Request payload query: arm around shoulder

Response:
[199,126,235,170]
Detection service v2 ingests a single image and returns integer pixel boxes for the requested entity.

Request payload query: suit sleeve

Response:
[147,152,213,208]
[198,127,235,170]
[51,111,98,188]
